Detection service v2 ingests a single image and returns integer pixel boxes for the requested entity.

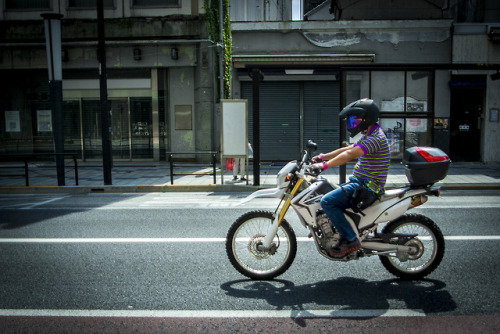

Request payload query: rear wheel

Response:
[379,214,445,280]
[226,210,297,280]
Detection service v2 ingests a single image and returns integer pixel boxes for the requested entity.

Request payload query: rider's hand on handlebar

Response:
[312,154,325,163]
[305,162,326,176]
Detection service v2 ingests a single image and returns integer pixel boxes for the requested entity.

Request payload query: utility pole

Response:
[252,68,261,186]
[41,13,65,186]
[97,0,112,185]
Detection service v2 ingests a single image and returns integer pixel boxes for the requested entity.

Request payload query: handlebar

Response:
[298,140,320,176]
[298,140,316,169]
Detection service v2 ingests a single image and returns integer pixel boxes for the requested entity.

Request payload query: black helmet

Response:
[339,98,380,137]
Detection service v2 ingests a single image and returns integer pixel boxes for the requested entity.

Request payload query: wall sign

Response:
[174,105,192,130]
[5,110,20,132]
[37,110,52,132]
[490,109,499,123]
[459,124,470,132]
[434,118,449,130]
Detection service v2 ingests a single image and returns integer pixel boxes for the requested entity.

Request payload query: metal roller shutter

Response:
[303,81,340,154]
[242,81,301,161]
[242,80,340,162]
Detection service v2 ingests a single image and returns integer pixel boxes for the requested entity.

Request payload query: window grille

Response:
[68,0,114,8]
[5,0,50,9]
[132,0,180,7]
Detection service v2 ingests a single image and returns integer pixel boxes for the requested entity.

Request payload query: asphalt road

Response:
[0,190,499,333]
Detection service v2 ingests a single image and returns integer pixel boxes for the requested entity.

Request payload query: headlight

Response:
[276,161,298,188]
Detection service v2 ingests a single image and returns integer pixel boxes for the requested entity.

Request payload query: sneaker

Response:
[240,177,247,181]
[233,176,238,181]
[328,238,362,257]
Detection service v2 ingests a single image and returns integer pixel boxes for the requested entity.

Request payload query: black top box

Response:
[403,147,451,187]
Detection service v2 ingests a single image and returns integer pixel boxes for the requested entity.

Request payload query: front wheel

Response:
[379,213,445,280]
[226,210,297,280]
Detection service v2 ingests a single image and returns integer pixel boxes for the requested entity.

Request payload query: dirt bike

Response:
[226,140,450,280]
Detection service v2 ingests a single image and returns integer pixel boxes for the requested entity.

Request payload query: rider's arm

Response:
[324,145,364,168]
[323,144,353,160]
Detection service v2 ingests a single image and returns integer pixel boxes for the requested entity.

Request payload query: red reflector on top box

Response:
[403,147,451,187]
[415,147,450,162]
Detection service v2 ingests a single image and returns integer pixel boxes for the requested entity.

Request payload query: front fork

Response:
[260,178,304,249]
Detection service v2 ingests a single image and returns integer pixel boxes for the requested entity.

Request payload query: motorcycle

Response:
[226,140,450,280]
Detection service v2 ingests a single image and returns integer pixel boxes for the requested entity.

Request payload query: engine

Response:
[316,212,341,250]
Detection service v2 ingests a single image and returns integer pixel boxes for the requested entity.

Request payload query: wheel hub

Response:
[405,238,424,260]
[248,234,277,259]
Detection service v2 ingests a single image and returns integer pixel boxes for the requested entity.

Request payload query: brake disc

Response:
[248,234,277,259]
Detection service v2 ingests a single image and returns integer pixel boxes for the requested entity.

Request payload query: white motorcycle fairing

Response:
[237,187,285,206]
[238,160,299,206]
[356,188,428,228]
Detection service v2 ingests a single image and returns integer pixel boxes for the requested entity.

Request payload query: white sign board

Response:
[221,99,248,156]
[5,110,20,132]
[37,110,52,132]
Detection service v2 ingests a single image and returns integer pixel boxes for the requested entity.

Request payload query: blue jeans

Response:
[320,177,362,241]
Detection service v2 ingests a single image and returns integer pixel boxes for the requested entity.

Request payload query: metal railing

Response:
[167,152,217,185]
[0,153,79,186]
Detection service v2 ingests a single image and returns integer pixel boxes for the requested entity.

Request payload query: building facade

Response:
[0,0,215,161]
[230,0,500,162]
[1,0,500,164]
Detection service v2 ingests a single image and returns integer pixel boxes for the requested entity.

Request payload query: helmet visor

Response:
[347,115,363,131]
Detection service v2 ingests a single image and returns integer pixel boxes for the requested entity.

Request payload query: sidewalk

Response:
[0,160,499,193]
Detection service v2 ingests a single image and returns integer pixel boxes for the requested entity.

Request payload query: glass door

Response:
[82,98,130,160]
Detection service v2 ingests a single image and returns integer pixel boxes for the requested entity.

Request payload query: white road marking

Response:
[4,202,499,210]
[0,308,425,318]
[0,236,498,243]
[0,237,227,243]
[444,236,500,240]
[420,204,500,209]
[19,196,67,210]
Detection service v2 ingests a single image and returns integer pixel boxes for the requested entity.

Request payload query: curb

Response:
[1,183,499,194]
[0,184,261,194]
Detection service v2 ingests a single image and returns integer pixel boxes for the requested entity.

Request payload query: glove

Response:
[312,154,325,163]
[306,162,328,175]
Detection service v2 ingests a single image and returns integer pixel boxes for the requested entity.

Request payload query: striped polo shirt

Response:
[353,123,391,189]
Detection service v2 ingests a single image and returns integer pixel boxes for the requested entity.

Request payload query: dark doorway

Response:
[449,76,485,161]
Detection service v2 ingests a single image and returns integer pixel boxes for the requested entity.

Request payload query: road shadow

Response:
[220,277,456,318]
[0,193,147,230]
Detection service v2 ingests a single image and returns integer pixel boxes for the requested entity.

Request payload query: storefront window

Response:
[33,101,53,154]
[110,99,130,159]
[63,100,82,157]
[132,0,180,7]
[130,97,153,159]
[68,0,114,8]
[80,98,154,160]
[345,72,370,104]
[407,71,430,112]
[380,118,404,159]
[81,100,102,159]
[372,71,405,112]
[345,70,433,160]
[406,118,432,148]
[5,0,50,10]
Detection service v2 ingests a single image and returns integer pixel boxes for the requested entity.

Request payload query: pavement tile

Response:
[0,161,499,192]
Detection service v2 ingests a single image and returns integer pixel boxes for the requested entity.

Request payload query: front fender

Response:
[237,187,285,205]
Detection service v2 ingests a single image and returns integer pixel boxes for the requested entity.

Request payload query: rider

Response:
[309,98,390,257]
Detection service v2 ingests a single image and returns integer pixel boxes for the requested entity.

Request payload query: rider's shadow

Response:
[220,277,456,317]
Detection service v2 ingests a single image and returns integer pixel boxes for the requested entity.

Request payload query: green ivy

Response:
[204,0,232,100]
